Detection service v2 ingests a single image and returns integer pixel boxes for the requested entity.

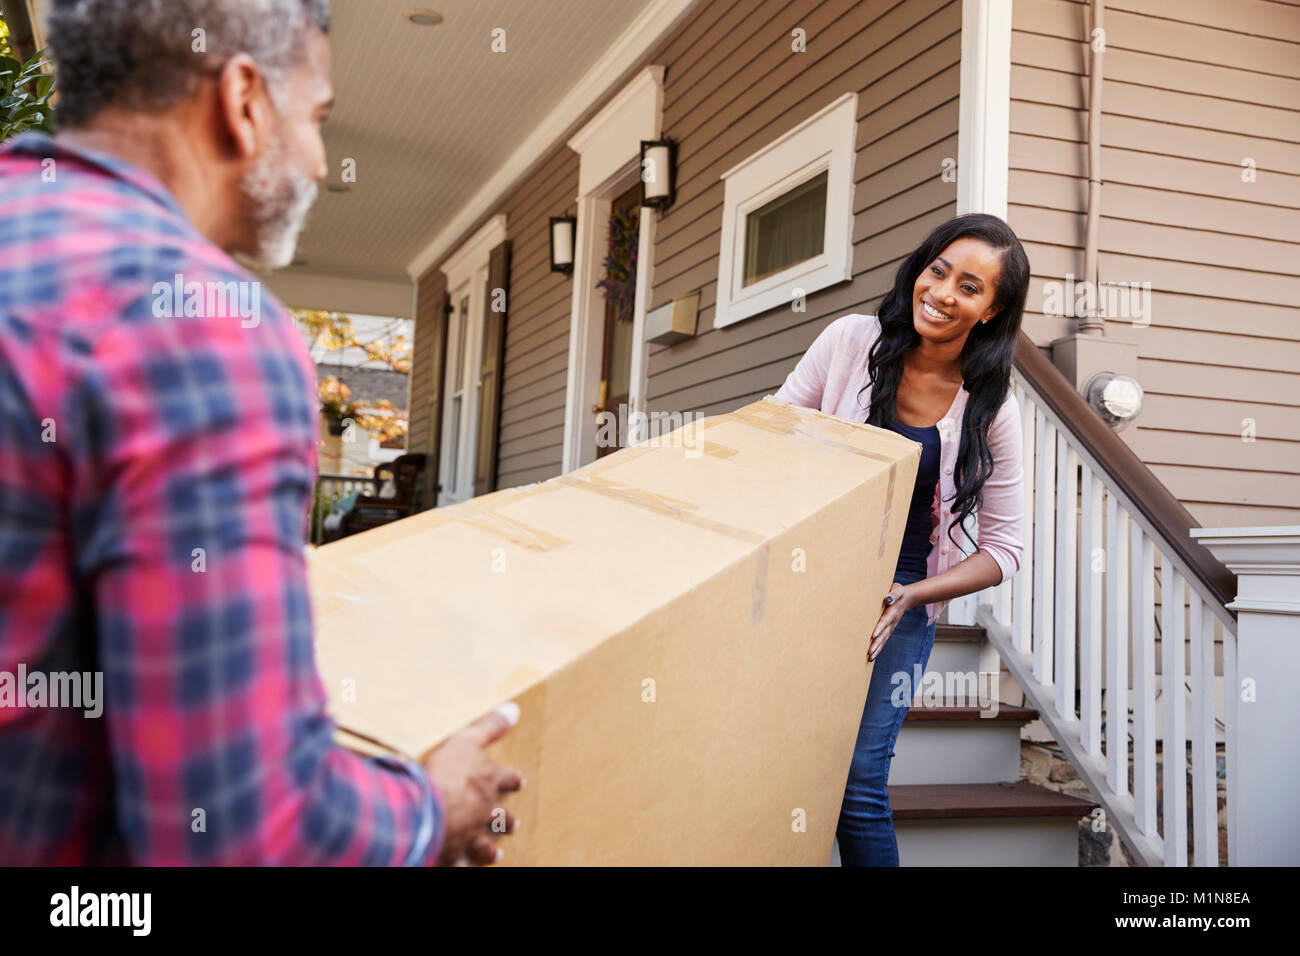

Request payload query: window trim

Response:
[437,213,506,505]
[714,91,858,330]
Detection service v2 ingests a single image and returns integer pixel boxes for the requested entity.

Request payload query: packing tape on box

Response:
[454,495,571,552]
[751,543,769,627]
[879,462,896,559]
[705,400,903,464]
[315,400,893,624]
[557,461,772,628]
[555,471,766,546]
[317,482,573,565]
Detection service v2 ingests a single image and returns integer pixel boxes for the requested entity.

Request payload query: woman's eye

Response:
[962,284,978,295]
[931,265,943,276]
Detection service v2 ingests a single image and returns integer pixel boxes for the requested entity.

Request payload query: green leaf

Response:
[0,46,55,141]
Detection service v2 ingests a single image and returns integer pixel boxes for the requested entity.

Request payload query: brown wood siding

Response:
[645,0,962,416]
[408,0,962,492]
[410,148,580,492]
[494,149,579,488]
[1008,0,1300,528]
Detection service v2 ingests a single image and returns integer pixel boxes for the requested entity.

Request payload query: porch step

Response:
[924,623,987,677]
[890,782,1098,866]
[892,699,1036,785]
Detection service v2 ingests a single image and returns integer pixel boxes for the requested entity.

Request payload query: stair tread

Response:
[934,624,986,642]
[904,700,1038,722]
[888,782,1098,820]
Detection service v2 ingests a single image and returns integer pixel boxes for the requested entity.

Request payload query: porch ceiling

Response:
[277,0,657,287]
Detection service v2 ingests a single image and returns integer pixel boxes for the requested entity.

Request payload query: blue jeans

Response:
[836,568,937,866]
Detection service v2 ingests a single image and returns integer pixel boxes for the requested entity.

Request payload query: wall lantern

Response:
[639,138,677,211]
[549,215,576,276]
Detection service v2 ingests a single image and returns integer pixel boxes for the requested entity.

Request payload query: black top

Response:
[885,417,941,580]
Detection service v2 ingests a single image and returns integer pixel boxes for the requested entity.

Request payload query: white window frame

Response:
[714,91,858,329]
[561,65,665,474]
[437,214,506,505]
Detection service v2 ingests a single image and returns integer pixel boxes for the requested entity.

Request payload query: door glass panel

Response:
[443,294,471,498]
[447,396,460,487]
[453,295,469,383]
[743,170,827,286]
[596,185,642,460]
[608,313,633,400]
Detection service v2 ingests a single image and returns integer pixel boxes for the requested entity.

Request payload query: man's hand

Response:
[427,703,524,866]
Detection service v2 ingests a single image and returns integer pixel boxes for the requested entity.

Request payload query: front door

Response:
[594,185,641,458]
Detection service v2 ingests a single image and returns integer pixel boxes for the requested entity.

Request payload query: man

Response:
[0,0,521,865]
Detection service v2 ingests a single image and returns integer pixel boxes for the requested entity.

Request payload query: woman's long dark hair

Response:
[859,213,1030,551]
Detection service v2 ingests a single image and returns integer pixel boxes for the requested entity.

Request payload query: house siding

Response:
[1008,0,1300,528]
[411,0,958,489]
[408,0,1298,532]
[493,149,580,489]
[645,0,962,417]
[409,149,580,492]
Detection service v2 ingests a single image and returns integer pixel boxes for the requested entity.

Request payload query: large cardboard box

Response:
[309,397,919,865]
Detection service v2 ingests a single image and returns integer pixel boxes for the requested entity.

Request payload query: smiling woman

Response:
[775,212,1031,867]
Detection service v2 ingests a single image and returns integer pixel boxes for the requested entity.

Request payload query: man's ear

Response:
[216,53,273,158]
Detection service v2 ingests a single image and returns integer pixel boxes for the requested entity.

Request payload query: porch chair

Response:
[338,453,427,538]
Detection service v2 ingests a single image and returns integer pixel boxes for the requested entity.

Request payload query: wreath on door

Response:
[596,206,640,324]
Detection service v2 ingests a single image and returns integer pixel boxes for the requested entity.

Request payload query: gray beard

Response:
[236,138,318,272]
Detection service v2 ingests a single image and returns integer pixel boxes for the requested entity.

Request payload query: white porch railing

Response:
[311,473,379,545]
[946,371,1234,867]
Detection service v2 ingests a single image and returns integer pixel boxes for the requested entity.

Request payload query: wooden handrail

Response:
[1013,332,1237,616]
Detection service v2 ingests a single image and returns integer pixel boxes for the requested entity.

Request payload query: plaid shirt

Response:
[0,134,443,865]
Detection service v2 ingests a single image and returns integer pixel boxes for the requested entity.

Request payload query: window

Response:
[715,92,857,328]
[444,292,470,495]
[743,171,828,286]
[436,214,506,506]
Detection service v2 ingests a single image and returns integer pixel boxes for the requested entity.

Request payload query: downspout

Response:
[1080,0,1105,335]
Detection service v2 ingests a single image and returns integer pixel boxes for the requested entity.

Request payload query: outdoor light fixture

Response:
[1085,373,1144,430]
[404,9,443,26]
[639,138,677,211]
[549,215,576,276]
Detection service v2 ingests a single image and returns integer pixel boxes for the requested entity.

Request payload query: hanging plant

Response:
[596,206,639,323]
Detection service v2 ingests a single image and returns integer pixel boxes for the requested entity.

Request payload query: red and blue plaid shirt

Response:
[0,133,442,865]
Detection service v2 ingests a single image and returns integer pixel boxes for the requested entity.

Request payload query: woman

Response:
[775,213,1028,866]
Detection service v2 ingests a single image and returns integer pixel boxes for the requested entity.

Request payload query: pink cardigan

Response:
[774,313,1025,624]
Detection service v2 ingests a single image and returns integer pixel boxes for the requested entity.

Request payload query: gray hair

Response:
[47,0,330,127]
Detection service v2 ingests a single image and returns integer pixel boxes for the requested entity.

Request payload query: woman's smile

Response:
[919,299,953,324]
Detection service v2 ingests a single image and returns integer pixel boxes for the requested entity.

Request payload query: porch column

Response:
[1190,525,1300,866]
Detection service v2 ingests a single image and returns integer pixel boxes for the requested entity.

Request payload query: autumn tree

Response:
[294,309,411,445]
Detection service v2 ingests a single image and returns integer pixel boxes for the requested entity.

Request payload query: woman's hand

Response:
[867,583,912,663]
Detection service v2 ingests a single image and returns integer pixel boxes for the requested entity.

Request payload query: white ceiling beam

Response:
[262,270,415,319]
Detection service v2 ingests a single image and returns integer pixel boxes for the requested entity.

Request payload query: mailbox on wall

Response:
[645,292,699,346]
